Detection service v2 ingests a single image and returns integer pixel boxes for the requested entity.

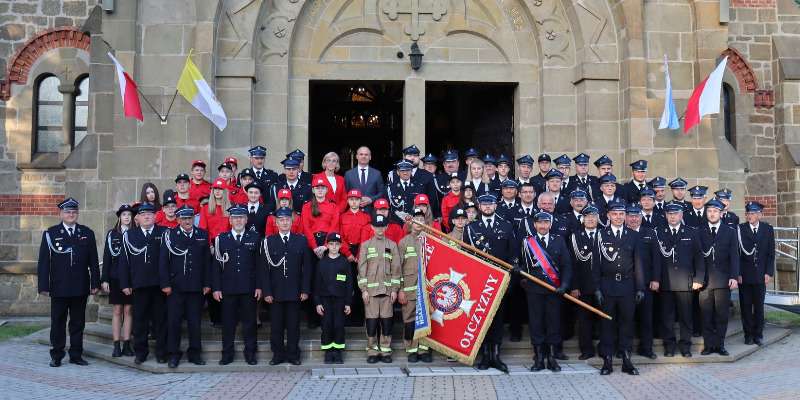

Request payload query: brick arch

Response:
[0,27,91,101]
[722,47,758,93]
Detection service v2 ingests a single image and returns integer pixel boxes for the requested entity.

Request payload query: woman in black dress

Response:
[101,204,136,357]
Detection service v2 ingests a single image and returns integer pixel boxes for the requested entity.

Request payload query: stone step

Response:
[31,325,791,374]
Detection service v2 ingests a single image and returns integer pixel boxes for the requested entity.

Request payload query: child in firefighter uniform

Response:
[314,233,353,364]
[398,208,432,363]
[358,214,401,363]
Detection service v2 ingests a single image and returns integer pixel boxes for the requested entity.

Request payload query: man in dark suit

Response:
[592,201,645,375]
[571,153,597,202]
[520,211,572,372]
[684,186,708,228]
[244,183,269,237]
[738,201,775,346]
[119,202,168,364]
[553,154,575,197]
[247,146,279,202]
[640,188,666,229]
[515,155,535,186]
[595,173,625,226]
[567,205,600,360]
[496,180,521,224]
[531,154,552,194]
[465,194,519,372]
[344,146,385,213]
[212,205,264,365]
[621,160,649,204]
[715,189,740,228]
[542,170,572,215]
[697,199,740,356]
[282,149,312,185]
[649,176,669,214]
[262,207,313,365]
[37,198,100,367]
[592,155,620,196]
[159,206,211,368]
[267,158,312,215]
[654,202,704,358]
[563,189,589,235]
[669,177,692,213]
[625,203,660,359]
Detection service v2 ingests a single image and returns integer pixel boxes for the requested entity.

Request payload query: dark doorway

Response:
[426,82,515,160]
[309,81,404,174]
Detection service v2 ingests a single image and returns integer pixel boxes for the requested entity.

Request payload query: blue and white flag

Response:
[659,55,680,130]
[413,237,432,339]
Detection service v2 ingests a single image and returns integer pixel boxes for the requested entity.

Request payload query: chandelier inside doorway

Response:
[331,84,399,130]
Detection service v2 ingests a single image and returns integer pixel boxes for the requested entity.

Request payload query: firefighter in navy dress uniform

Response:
[519,211,572,372]
[624,203,660,359]
[738,201,775,346]
[568,205,601,360]
[37,198,100,367]
[697,199,740,356]
[669,178,692,212]
[247,146,279,203]
[101,204,135,358]
[159,206,211,368]
[621,160,649,204]
[571,153,596,202]
[715,189,740,227]
[212,205,264,365]
[118,202,168,365]
[592,201,645,375]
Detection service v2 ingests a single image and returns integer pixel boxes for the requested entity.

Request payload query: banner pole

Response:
[412,221,612,320]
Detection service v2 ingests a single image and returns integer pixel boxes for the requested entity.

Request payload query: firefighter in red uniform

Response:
[360,198,404,243]
[155,192,179,229]
[265,188,303,236]
[188,160,211,203]
[340,189,371,325]
[174,173,200,212]
[302,178,350,258]
[199,179,232,244]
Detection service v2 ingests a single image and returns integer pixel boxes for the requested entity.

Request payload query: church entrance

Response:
[309,81,404,173]
[426,82,515,159]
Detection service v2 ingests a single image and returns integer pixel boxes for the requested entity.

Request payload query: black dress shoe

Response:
[621,352,639,376]
[189,358,206,366]
[69,357,89,366]
[168,358,179,368]
[122,341,134,357]
[407,353,418,363]
[112,341,122,358]
[289,359,301,365]
[269,358,285,365]
[366,355,379,364]
[718,347,729,356]
[246,358,258,366]
[578,353,594,360]
[134,356,146,365]
[664,351,675,357]
[600,357,613,375]
[638,350,657,360]
[49,359,62,367]
[380,355,392,363]
[681,350,692,358]
[700,348,713,356]
[219,358,233,365]
[420,352,433,363]
[754,338,763,346]
[744,337,754,345]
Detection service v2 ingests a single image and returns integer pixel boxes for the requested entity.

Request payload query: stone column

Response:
[58,83,77,154]
[403,77,425,152]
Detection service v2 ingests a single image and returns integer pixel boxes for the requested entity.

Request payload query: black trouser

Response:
[133,286,167,359]
[525,290,561,346]
[346,244,364,326]
[700,287,731,349]
[739,283,766,340]
[49,296,87,361]
[167,291,203,359]
[661,291,692,352]
[320,297,346,350]
[508,274,528,336]
[221,294,257,360]
[636,290,655,352]
[692,291,702,335]
[206,292,221,324]
[483,298,506,345]
[600,292,635,357]
[575,294,597,355]
[270,301,301,360]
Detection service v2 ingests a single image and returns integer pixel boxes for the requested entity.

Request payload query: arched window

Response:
[722,83,736,148]
[34,75,63,153]
[74,75,89,147]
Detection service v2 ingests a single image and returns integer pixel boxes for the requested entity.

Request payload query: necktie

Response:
[672,228,677,237]
[578,214,583,223]
[360,168,366,186]
[290,184,295,191]
[639,184,644,191]
[581,178,586,185]
[282,235,288,244]
[711,226,717,237]
[753,227,758,235]
[486,219,492,229]
[539,235,547,247]
[615,229,621,239]
[249,205,256,214]
[236,234,242,243]
[67,227,73,237]
[256,170,261,179]
[554,196,559,204]
[402,182,407,191]
[525,208,531,216]
[696,211,701,218]
[146,229,152,239]
[589,231,595,241]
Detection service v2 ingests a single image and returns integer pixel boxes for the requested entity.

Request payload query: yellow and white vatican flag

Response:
[177,51,227,131]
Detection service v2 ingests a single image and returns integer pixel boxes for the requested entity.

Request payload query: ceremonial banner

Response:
[416,233,510,365]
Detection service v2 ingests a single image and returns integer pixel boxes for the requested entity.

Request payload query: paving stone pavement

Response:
[0,330,798,400]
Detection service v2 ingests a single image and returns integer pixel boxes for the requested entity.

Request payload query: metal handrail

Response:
[768,226,800,304]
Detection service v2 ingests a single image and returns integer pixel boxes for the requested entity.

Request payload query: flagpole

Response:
[412,221,612,320]
[100,38,166,122]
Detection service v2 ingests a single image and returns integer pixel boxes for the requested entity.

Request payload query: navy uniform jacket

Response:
[37,224,100,297]
[721,211,740,228]
[621,180,648,204]
[683,209,706,228]
[279,170,312,185]
[531,173,548,194]
[252,168,279,202]
[595,195,625,225]
[432,172,451,203]
[517,215,569,240]
[567,230,597,294]
[570,175,596,202]
[465,217,519,265]
[158,228,210,293]
[653,224,704,291]
[591,226,645,296]
[386,178,426,224]
[640,211,666,230]
[505,203,536,231]
[697,224,740,289]
[245,204,269,238]
[314,254,353,305]
[390,168,440,218]
[212,230,264,295]
[563,210,584,235]
[634,226,660,284]
[496,200,521,223]
[549,192,572,215]
[520,233,573,294]
[101,229,123,282]
[119,226,167,290]
[261,233,312,301]
[738,222,775,285]
[267,179,312,215]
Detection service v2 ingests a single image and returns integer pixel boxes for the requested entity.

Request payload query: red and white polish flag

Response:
[108,52,143,121]
[683,56,728,134]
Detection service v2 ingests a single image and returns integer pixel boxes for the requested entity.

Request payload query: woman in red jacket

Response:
[265,188,303,236]
[303,177,351,258]
[198,178,231,244]
[312,152,347,212]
